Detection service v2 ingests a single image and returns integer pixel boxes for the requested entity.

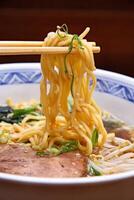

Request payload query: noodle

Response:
[38,25,107,155]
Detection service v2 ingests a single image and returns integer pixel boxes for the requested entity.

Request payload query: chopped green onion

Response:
[57,24,68,34]
[36,148,60,157]
[60,140,78,153]
[36,151,49,157]
[64,34,83,74]
[89,165,102,176]
[57,24,68,38]
[71,73,74,97]
[91,129,99,147]
[68,96,73,112]
[36,140,78,157]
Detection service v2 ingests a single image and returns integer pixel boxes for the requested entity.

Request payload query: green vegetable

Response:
[36,151,49,156]
[13,107,36,118]
[57,24,68,34]
[57,24,68,38]
[0,106,23,124]
[89,165,102,176]
[64,34,83,73]
[91,129,99,147]
[0,105,38,124]
[36,140,78,157]
[49,147,61,155]
[70,73,74,97]
[60,140,78,153]
[68,96,73,112]
[9,106,37,123]
[36,148,60,157]
[0,106,14,123]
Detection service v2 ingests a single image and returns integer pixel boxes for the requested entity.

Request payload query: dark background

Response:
[0,0,134,77]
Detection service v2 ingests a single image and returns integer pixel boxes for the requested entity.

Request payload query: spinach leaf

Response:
[0,106,15,123]
[13,107,36,118]
[0,106,37,124]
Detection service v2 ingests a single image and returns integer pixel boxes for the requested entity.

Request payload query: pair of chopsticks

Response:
[0,41,100,55]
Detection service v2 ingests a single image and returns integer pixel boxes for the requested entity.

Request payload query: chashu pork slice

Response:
[0,144,88,178]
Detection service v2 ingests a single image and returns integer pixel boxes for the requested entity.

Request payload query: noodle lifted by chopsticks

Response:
[35,25,107,155]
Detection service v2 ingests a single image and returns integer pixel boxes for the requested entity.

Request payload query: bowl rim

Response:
[0,62,134,185]
[0,171,133,185]
[0,62,134,89]
[0,62,133,83]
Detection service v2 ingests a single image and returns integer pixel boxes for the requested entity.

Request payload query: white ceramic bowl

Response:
[0,63,134,200]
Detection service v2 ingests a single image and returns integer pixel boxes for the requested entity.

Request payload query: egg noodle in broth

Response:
[40,24,107,155]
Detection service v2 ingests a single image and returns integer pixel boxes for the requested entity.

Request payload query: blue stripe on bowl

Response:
[0,68,134,103]
[96,76,134,103]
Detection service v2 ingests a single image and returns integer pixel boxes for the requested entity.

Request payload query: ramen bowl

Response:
[0,63,134,200]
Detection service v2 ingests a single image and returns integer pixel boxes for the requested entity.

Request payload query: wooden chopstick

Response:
[0,40,100,55]
[0,46,100,55]
[0,41,96,47]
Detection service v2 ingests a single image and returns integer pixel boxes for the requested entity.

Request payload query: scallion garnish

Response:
[91,128,99,148]
[64,34,83,74]
[89,165,102,176]
[36,140,78,157]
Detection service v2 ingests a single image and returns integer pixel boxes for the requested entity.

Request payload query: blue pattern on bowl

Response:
[0,70,41,85]
[0,68,134,103]
[96,76,134,103]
